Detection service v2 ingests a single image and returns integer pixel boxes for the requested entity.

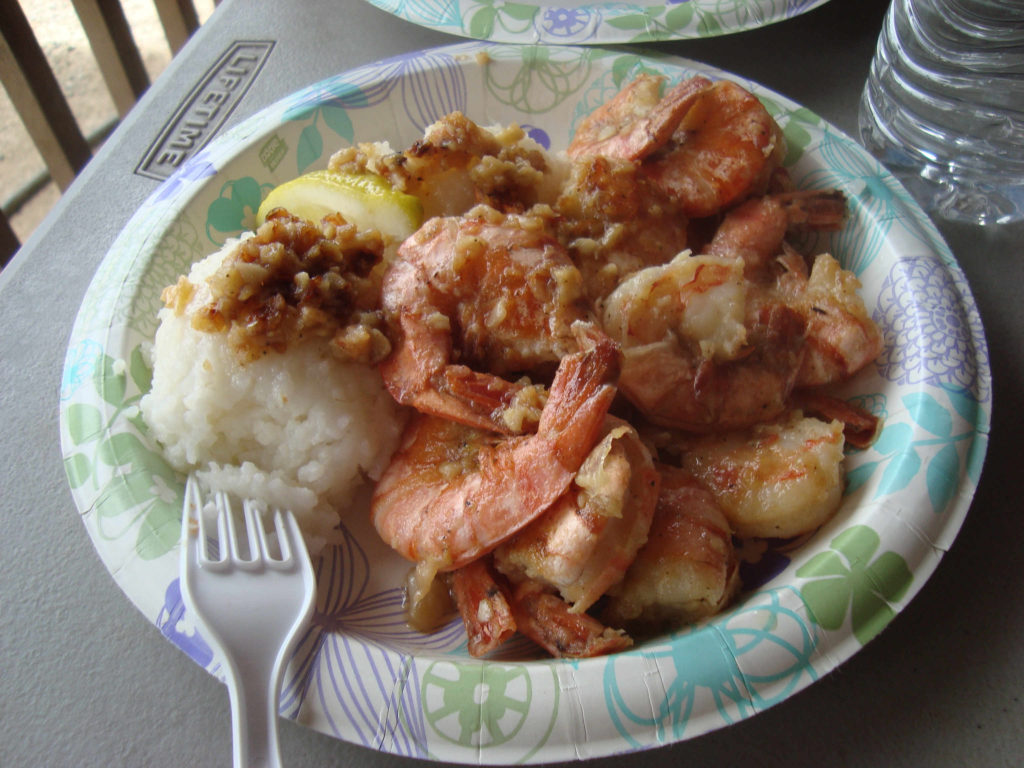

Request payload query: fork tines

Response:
[184,475,298,571]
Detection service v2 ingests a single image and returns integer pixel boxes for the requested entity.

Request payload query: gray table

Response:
[3,0,1022,765]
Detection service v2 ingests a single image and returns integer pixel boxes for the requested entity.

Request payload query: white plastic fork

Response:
[180,475,316,768]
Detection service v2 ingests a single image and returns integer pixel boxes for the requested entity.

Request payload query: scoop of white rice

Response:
[140,237,406,550]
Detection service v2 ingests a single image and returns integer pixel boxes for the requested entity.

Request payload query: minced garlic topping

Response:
[170,209,393,364]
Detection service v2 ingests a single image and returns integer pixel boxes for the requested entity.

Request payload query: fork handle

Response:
[227,656,284,768]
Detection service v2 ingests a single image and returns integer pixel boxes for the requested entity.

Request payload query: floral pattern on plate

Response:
[364,0,831,44]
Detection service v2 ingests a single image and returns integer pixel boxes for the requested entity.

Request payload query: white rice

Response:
[140,237,406,550]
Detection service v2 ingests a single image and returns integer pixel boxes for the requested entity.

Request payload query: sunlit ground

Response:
[2,0,215,245]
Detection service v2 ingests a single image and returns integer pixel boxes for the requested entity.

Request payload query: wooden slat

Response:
[71,0,151,117]
[0,0,92,190]
[153,0,200,54]
[1,209,19,268]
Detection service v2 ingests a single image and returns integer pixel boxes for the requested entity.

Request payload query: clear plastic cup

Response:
[859,0,1024,225]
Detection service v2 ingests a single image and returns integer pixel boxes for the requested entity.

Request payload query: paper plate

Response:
[60,42,990,763]
[362,0,831,44]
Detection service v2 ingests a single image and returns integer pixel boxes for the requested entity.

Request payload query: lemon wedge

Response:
[256,169,423,240]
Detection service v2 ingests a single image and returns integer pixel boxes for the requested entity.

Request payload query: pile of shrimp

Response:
[318,74,884,658]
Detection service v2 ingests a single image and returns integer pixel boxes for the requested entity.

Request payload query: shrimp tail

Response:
[510,582,633,658]
[776,189,847,231]
[792,389,881,449]
[451,558,518,657]
[534,326,620,469]
[440,365,529,433]
[395,379,526,435]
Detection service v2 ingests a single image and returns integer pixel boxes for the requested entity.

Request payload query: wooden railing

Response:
[0,0,208,267]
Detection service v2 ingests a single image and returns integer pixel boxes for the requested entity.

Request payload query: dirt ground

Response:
[2,1,214,244]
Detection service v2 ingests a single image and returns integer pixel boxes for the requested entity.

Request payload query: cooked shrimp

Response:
[677,411,846,539]
[787,253,884,387]
[603,465,740,630]
[644,80,787,218]
[569,75,786,219]
[379,205,595,433]
[493,417,660,613]
[707,190,847,281]
[703,190,881,387]
[370,332,619,573]
[509,580,633,658]
[567,74,712,162]
[602,252,748,359]
[602,252,807,431]
[450,558,517,657]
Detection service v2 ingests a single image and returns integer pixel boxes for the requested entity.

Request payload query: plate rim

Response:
[361,0,833,44]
